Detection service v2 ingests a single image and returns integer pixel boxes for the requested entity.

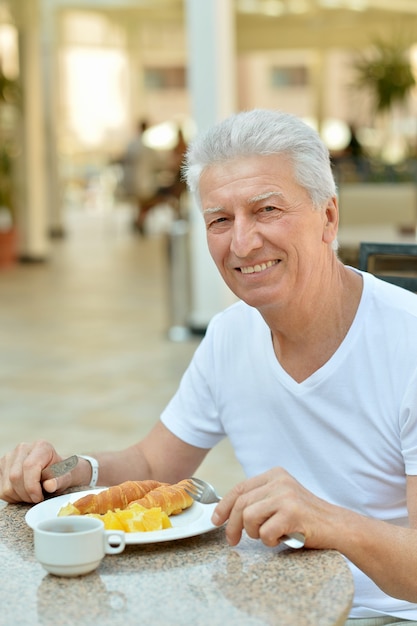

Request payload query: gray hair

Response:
[183,109,337,209]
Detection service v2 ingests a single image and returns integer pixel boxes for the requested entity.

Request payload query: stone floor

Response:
[0,203,245,495]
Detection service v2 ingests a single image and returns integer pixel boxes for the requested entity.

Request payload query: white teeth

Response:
[241,260,278,274]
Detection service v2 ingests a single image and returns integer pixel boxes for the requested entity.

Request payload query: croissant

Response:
[70,480,165,515]
[128,479,194,516]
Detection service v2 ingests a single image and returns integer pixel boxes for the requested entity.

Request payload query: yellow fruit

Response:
[57,501,173,532]
[57,503,80,516]
[116,505,146,532]
[161,512,171,529]
[102,510,125,531]
[117,504,172,532]
[141,507,168,532]
[85,513,103,521]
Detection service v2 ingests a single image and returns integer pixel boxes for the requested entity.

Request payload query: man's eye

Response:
[262,205,278,213]
[209,216,228,226]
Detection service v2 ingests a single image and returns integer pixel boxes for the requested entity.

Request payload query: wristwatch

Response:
[77,455,99,488]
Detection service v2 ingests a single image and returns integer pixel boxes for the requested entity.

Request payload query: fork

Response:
[185,476,305,549]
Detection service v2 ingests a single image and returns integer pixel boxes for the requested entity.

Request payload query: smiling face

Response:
[199,154,338,313]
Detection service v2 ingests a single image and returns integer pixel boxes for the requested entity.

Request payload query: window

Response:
[270,66,308,88]
[144,67,186,90]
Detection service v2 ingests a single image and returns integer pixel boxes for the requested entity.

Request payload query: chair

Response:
[358,242,417,292]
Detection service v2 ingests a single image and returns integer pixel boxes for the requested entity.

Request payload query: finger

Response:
[211,489,248,547]
[21,443,59,503]
[213,478,272,545]
[212,474,264,526]
[0,472,23,504]
[0,441,54,503]
[225,479,290,545]
[211,493,235,527]
[249,495,307,548]
[23,463,51,503]
[223,491,258,546]
[42,470,74,495]
[239,500,275,541]
[41,478,58,494]
[258,512,291,547]
[6,447,41,503]
[211,478,251,528]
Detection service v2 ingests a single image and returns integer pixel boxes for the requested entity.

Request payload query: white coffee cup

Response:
[34,516,125,577]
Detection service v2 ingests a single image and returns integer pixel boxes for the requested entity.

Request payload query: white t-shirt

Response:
[161,270,417,619]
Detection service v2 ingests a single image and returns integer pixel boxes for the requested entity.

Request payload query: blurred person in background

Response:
[120,121,189,233]
[167,125,188,211]
[120,119,162,234]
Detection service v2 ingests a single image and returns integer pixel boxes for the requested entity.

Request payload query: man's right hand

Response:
[0,440,66,504]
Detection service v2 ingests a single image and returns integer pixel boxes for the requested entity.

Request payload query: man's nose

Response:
[230,218,262,257]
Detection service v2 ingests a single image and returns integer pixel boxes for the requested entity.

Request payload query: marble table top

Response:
[0,497,354,626]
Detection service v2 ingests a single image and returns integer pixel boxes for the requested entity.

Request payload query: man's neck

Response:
[268,265,363,383]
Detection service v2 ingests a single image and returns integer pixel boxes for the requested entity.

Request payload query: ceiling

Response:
[8,0,417,51]
[235,0,417,50]
[237,11,417,50]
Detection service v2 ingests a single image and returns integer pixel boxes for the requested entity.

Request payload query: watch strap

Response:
[77,454,99,488]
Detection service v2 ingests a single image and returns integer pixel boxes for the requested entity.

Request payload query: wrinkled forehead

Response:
[198,153,294,190]
[198,153,306,212]
[198,152,293,185]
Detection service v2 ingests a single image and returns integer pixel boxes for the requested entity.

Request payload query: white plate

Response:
[25,489,219,544]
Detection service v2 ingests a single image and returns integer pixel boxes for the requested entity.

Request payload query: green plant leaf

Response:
[354,38,416,113]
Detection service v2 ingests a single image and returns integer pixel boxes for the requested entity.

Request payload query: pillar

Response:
[184,0,237,331]
[40,0,64,238]
[15,0,49,260]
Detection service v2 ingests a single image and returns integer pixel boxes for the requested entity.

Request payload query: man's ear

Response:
[323,196,339,244]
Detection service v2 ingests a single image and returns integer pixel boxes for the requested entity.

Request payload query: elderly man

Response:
[1,110,417,625]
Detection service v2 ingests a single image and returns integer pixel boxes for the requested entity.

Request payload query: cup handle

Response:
[104,530,125,554]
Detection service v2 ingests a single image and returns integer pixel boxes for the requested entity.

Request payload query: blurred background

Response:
[1,0,417,491]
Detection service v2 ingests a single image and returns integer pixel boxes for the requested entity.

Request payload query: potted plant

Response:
[338,39,417,239]
[0,66,19,267]
[353,36,416,165]
[354,37,416,114]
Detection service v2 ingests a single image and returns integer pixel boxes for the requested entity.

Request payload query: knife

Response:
[40,455,79,481]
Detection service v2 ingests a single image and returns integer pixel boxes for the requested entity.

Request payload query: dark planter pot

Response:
[0,226,17,268]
